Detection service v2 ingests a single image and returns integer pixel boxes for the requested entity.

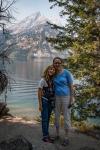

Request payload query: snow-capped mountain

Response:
[10,12,62,34]
[10,12,47,34]
[0,12,68,60]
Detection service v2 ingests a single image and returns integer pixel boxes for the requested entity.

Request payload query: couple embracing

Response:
[38,57,74,146]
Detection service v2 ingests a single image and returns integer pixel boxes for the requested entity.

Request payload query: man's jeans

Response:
[41,98,52,137]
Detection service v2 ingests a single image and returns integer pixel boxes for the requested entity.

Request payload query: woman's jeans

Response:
[41,98,52,137]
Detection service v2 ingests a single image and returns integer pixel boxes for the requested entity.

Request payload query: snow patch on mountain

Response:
[48,17,62,26]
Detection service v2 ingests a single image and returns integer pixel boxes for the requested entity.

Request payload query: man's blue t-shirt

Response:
[53,69,73,96]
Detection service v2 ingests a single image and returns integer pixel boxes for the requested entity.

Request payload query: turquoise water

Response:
[0,59,52,120]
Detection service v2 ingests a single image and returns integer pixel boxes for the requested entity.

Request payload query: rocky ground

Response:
[0,117,100,150]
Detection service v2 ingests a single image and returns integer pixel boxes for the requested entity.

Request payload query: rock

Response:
[33,143,64,150]
[84,130,100,140]
[1,107,9,115]
[0,135,33,150]
[0,102,6,112]
[70,126,78,132]
[79,146,98,150]
[2,113,13,119]
[0,102,10,118]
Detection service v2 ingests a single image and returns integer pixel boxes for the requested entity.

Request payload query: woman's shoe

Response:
[51,135,59,141]
[42,136,51,142]
[42,136,49,142]
[62,139,69,146]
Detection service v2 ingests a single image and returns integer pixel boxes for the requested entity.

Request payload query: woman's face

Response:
[53,59,62,70]
[48,67,55,76]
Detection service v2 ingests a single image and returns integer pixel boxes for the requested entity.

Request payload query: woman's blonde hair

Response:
[42,65,55,82]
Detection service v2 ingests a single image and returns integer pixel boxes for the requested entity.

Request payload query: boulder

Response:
[0,102,10,118]
[0,102,6,112]
[0,135,33,150]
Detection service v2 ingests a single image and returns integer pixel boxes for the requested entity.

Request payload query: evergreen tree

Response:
[47,0,100,121]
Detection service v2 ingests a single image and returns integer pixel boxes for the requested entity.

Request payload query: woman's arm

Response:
[38,88,43,111]
[68,83,74,105]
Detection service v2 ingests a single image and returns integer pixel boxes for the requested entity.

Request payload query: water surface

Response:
[0,58,52,119]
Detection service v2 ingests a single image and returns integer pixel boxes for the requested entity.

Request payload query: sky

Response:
[13,0,66,25]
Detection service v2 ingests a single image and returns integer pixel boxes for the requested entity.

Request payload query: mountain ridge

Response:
[0,12,68,60]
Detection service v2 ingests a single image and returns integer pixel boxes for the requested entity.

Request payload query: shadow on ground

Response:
[0,117,100,150]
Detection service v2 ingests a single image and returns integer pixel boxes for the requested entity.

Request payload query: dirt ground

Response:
[0,117,100,150]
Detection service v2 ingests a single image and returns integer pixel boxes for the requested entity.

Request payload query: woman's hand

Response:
[70,98,74,106]
[42,90,45,96]
[68,99,74,108]
[39,104,43,111]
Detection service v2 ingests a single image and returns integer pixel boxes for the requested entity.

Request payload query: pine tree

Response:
[47,0,100,121]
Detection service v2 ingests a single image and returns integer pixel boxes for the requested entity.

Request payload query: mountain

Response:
[0,12,68,60]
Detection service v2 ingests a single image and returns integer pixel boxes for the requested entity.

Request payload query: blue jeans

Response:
[41,98,52,137]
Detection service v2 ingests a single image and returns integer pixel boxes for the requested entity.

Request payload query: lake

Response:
[0,59,99,124]
[0,58,52,120]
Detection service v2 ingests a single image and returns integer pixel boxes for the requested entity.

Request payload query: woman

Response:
[52,57,74,146]
[38,65,56,142]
